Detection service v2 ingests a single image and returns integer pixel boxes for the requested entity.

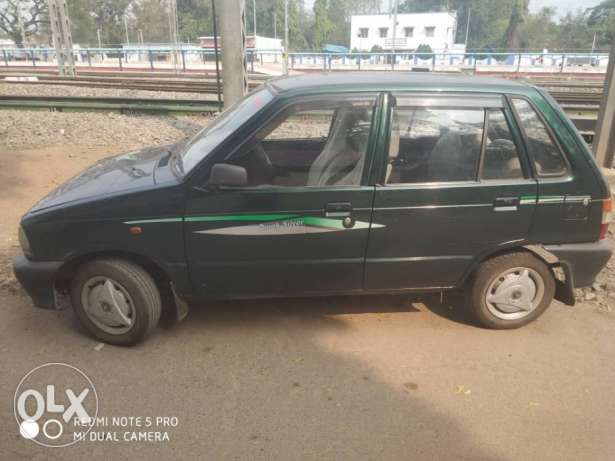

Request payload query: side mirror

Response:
[208,163,247,189]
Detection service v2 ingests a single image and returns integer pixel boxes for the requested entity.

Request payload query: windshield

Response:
[179,86,275,174]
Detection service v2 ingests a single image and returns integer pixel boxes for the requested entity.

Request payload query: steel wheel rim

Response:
[485,266,545,320]
[81,276,136,335]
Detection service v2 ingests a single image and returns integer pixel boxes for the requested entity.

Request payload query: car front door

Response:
[365,93,538,290]
[185,93,382,297]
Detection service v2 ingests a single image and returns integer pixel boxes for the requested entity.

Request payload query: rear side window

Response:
[482,109,524,180]
[511,98,568,177]
[386,108,484,184]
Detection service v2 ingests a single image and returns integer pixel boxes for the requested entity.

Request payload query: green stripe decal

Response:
[185,214,300,223]
[123,217,182,224]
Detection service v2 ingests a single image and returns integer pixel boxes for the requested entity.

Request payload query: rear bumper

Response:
[545,239,613,288]
[13,253,62,309]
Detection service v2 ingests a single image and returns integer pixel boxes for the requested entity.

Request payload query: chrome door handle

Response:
[494,197,519,212]
[325,202,352,217]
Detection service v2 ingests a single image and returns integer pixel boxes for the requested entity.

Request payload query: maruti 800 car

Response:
[14,74,613,345]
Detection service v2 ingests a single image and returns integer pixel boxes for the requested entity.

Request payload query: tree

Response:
[588,0,615,47]
[0,0,48,46]
[312,0,333,49]
[519,7,558,50]
[177,0,212,43]
[502,0,528,49]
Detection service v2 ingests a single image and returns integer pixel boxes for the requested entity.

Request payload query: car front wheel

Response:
[70,258,162,346]
[468,252,555,329]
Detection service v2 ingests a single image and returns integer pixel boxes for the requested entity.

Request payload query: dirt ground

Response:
[0,143,614,460]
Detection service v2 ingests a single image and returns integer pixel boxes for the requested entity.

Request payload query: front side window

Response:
[379,27,388,38]
[511,98,568,177]
[482,109,524,180]
[386,107,484,184]
[225,96,377,188]
[180,86,274,174]
[425,26,435,37]
[358,28,369,38]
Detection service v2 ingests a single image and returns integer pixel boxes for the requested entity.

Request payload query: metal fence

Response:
[0,47,610,74]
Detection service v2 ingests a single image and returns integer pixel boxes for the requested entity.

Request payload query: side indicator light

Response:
[129,226,143,235]
[599,198,613,240]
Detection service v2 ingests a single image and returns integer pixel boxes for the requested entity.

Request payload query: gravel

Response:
[0,110,211,149]
[0,82,215,100]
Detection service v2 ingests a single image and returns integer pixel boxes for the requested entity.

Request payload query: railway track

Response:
[0,95,219,114]
[0,72,604,140]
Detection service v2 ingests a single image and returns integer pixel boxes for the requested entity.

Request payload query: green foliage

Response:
[312,0,333,49]
[370,44,382,52]
[3,0,614,51]
[415,43,433,53]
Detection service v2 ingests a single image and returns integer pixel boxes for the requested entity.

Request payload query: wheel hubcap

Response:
[485,267,545,320]
[81,276,135,335]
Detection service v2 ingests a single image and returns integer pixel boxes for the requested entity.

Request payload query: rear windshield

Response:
[180,86,275,174]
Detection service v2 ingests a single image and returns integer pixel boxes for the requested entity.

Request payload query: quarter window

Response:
[386,107,484,184]
[226,97,377,188]
[511,98,568,176]
[482,109,524,180]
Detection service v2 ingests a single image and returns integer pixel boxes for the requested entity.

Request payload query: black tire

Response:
[70,259,162,346]
[468,252,555,329]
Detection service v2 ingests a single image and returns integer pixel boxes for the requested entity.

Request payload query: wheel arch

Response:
[55,250,171,292]
[459,245,557,285]
[53,250,190,320]
[458,244,573,305]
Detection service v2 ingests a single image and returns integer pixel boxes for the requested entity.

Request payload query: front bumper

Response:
[13,253,62,309]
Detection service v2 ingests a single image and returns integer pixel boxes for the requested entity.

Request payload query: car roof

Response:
[266,72,533,97]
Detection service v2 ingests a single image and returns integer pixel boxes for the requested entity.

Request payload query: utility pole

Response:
[168,0,180,72]
[390,0,398,70]
[219,0,248,106]
[464,8,471,50]
[211,0,222,112]
[253,0,257,37]
[124,15,130,45]
[593,41,615,167]
[283,0,288,75]
[273,11,277,39]
[97,29,102,49]
[47,0,75,76]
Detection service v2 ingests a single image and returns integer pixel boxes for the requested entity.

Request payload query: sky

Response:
[302,0,603,19]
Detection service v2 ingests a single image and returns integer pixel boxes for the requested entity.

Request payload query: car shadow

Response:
[180,291,477,328]
[7,290,507,460]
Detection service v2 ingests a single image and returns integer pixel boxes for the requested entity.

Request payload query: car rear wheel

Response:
[468,252,555,329]
[70,259,162,346]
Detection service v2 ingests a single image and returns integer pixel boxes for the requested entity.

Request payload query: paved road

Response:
[1,289,614,460]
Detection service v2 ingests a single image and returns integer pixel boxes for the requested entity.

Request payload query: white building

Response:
[350,12,458,52]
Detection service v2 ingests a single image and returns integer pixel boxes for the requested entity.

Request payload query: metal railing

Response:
[0,47,610,74]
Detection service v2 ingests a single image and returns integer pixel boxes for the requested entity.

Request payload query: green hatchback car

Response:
[14,73,613,345]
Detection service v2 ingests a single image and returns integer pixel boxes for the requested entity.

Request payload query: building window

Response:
[358,28,369,38]
[425,26,435,37]
[404,27,414,38]
[379,27,388,38]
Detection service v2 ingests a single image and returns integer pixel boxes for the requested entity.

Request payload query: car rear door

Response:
[184,93,383,297]
[365,93,538,290]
